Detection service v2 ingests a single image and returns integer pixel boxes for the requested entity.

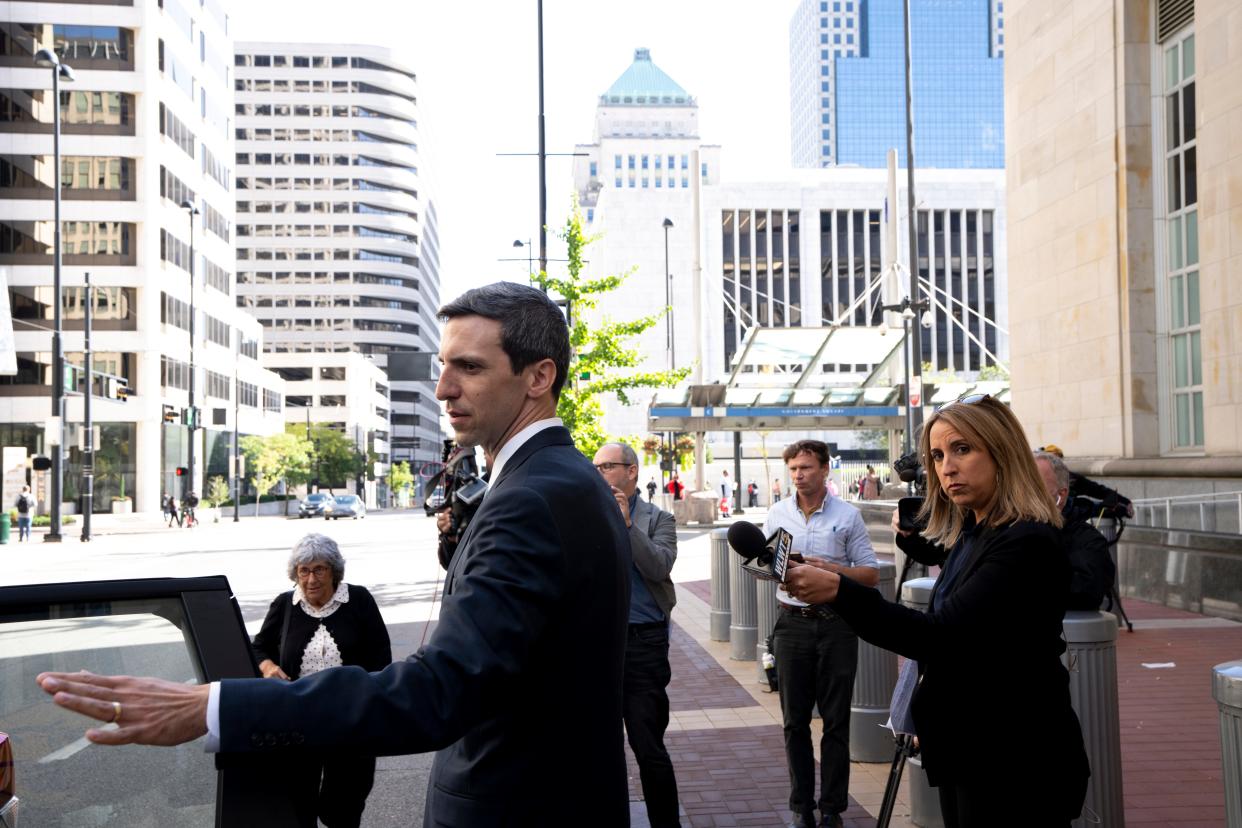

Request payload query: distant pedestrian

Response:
[14,485,33,542]
[646,478,658,502]
[166,494,182,528]
[861,466,880,500]
[772,479,782,503]
[183,491,200,528]
[747,480,758,508]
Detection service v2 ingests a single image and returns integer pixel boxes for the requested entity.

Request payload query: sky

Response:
[232,0,804,300]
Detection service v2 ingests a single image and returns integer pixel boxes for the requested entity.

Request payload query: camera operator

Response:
[593,441,680,828]
[1039,444,1133,521]
[1034,451,1116,610]
[767,439,878,828]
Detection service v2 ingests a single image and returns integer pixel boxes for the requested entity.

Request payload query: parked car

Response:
[298,492,330,519]
[324,494,366,520]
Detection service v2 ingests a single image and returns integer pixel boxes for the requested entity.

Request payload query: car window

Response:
[307,493,327,502]
[0,578,300,826]
[335,496,353,503]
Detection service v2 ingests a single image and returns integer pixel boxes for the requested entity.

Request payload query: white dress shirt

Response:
[764,489,878,607]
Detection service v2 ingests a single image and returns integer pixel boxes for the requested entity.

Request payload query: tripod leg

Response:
[1111,583,1134,633]
[876,736,909,828]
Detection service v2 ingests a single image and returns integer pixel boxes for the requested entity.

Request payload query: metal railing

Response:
[1131,490,1242,535]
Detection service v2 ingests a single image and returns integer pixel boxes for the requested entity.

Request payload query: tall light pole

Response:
[662,217,674,494]
[513,239,532,285]
[901,0,926,435]
[180,200,200,500]
[35,48,74,543]
[536,0,548,282]
[883,296,929,458]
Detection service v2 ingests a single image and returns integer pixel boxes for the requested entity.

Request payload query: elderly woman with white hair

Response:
[251,533,391,828]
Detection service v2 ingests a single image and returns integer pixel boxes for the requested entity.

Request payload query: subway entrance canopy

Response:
[646,325,1010,433]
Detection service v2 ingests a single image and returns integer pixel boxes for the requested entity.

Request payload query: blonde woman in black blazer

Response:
[784,394,1089,828]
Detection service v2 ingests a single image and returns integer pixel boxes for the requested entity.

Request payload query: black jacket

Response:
[835,520,1089,815]
[251,584,391,679]
[219,426,631,827]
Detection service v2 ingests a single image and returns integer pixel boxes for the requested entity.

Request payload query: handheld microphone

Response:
[727,522,797,582]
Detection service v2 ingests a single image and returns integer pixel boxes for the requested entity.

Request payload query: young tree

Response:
[540,201,690,458]
[387,460,414,507]
[241,431,311,516]
[292,424,363,491]
[204,475,231,508]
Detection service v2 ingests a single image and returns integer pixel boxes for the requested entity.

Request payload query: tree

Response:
[203,475,230,508]
[292,424,363,490]
[241,431,311,516]
[387,460,414,507]
[540,200,690,458]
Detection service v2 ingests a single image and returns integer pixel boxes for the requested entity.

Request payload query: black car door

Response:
[0,576,301,827]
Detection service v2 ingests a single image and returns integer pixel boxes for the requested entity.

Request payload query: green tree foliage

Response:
[539,201,690,458]
[387,460,414,504]
[241,431,311,502]
[290,424,363,490]
[204,475,231,508]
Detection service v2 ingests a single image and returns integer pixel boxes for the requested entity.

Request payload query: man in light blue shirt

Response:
[764,439,878,828]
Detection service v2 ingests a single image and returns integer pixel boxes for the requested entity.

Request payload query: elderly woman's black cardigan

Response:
[251,584,392,680]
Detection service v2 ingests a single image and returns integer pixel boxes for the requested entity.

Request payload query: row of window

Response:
[615,153,691,171]
[238,295,417,312]
[235,103,414,127]
[203,201,230,242]
[236,127,411,147]
[0,220,132,258]
[205,369,230,400]
[160,229,231,295]
[161,291,190,332]
[238,200,414,220]
[0,155,132,194]
[238,271,417,288]
[0,89,133,129]
[236,224,416,244]
[234,152,415,174]
[160,103,195,159]
[160,165,196,208]
[614,176,692,189]
[235,54,414,82]
[0,24,133,68]
[204,313,229,347]
[236,176,417,200]
[202,144,230,190]
[237,247,418,267]
[234,79,415,104]
[253,318,420,336]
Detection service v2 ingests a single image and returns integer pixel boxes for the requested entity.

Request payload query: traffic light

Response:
[62,363,81,394]
[109,377,129,402]
[162,405,178,424]
[181,406,199,429]
[175,466,188,477]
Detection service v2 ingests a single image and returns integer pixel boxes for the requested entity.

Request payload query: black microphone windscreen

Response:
[727,521,767,559]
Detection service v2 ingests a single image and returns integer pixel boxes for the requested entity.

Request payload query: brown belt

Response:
[779,603,836,619]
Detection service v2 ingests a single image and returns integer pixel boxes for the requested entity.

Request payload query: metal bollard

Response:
[1213,659,1242,828]
[901,577,943,828]
[755,578,779,682]
[1063,611,1124,828]
[850,562,898,761]
[728,540,758,660]
[709,528,732,642]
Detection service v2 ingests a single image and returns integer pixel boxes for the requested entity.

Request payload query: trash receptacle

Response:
[0,512,9,544]
[850,562,898,761]
[1063,611,1123,828]
[1212,659,1242,828]
[710,528,731,642]
[902,577,943,828]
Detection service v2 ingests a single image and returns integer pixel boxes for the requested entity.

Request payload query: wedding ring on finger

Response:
[110,700,122,724]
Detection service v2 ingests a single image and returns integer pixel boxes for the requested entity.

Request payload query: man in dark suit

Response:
[36,283,633,827]
[594,441,680,828]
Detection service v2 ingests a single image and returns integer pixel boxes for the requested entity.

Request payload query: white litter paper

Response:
[1141,662,1176,669]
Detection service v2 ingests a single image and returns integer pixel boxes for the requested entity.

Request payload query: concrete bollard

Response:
[755,578,780,682]
[901,577,943,828]
[850,562,898,761]
[1212,659,1242,828]
[709,528,732,642]
[728,540,758,661]
[1063,611,1124,828]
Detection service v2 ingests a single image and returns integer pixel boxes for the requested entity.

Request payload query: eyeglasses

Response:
[593,462,635,473]
[296,565,331,579]
[935,393,992,413]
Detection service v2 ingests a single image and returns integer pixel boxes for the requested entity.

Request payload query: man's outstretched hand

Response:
[36,671,210,747]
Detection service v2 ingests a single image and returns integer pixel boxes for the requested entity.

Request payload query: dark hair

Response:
[782,439,830,466]
[439,282,571,400]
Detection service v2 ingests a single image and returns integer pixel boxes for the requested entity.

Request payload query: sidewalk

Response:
[639,571,1240,826]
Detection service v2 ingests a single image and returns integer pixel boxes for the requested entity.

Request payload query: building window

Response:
[1160,28,1201,449]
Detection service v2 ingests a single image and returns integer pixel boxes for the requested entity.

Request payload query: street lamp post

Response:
[882,296,930,457]
[34,48,74,543]
[180,200,200,500]
[662,218,674,495]
[513,239,532,285]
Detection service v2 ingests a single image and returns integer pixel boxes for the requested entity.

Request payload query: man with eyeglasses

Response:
[593,441,681,828]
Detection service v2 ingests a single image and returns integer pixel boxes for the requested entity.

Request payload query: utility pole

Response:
[180,201,200,500]
[80,272,92,542]
[902,0,926,436]
[536,0,548,282]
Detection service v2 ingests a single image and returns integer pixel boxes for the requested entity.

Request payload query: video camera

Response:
[891,451,928,534]
[425,439,488,568]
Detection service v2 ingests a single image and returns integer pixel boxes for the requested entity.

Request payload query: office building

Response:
[1005,0,1242,516]
[233,42,441,477]
[789,0,1005,168]
[1,0,287,514]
